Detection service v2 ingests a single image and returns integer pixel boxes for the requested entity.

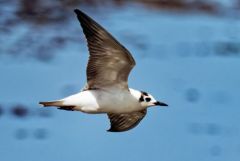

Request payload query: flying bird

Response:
[39,9,168,132]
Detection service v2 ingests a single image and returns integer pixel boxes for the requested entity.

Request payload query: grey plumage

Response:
[107,110,147,132]
[74,9,135,90]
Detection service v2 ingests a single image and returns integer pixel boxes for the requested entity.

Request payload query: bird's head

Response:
[130,89,168,108]
[138,91,168,108]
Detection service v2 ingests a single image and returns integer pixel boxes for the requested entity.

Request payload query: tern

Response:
[39,9,168,132]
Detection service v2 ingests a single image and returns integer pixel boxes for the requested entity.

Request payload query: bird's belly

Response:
[98,94,141,114]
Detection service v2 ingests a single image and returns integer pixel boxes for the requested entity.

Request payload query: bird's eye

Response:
[145,97,151,102]
[139,95,144,102]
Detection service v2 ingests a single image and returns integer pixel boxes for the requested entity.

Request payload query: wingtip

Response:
[107,128,118,132]
[107,128,126,133]
[74,9,83,15]
[74,9,80,14]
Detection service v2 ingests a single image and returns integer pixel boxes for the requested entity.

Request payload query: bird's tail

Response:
[39,100,64,107]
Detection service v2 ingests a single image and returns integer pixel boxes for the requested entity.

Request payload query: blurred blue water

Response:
[0,1,240,161]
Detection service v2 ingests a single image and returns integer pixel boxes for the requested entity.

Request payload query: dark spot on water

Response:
[210,145,222,157]
[11,105,29,118]
[188,123,223,136]
[185,88,200,103]
[15,128,28,140]
[216,42,240,56]
[51,36,66,48]
[34,128,48,140]
[206,123,221,136]
[0,105,3,117]
[145,97,151,102]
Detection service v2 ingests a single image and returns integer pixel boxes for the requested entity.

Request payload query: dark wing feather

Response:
[74,9,136,89]
[107,109,147,132]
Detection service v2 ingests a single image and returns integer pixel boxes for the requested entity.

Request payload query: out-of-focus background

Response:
[0,0,240,161]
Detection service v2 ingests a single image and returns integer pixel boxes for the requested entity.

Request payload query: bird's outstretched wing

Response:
[74,9,136,90]
[107,109,147,132]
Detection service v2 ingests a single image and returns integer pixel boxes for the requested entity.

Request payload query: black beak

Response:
[154,101,168,106]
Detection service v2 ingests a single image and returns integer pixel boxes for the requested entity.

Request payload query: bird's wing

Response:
[74,9,136,90]
[107,109,147,132]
